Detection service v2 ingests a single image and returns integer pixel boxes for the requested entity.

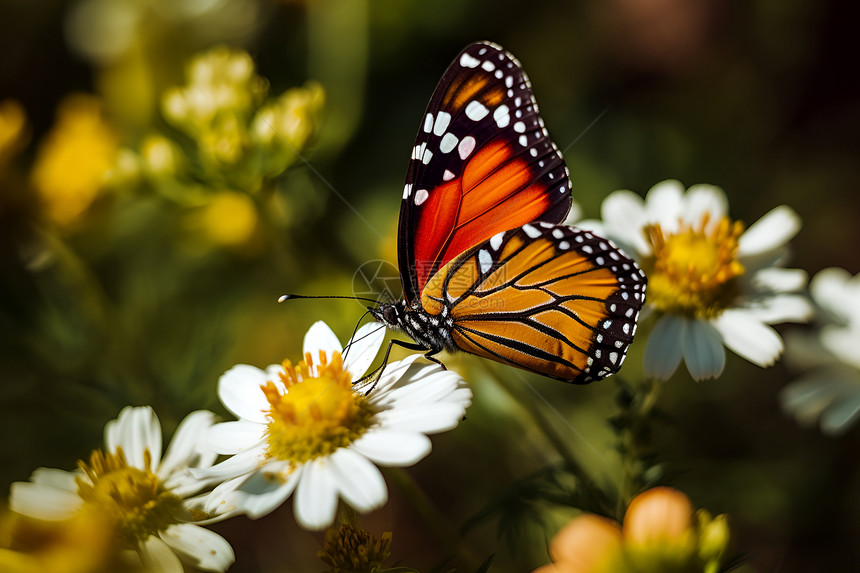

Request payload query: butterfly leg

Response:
[422,348,447,371]
[355,338,429,395]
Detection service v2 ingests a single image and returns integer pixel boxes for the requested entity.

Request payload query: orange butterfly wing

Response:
[398,42,572,304]
[420,223,646,383]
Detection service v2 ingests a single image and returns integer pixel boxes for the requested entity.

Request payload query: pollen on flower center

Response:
[263,350,377,465]
[643,214,745,318]
[76,448,185,549]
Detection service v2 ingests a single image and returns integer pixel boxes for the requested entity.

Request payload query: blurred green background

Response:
[1,0,859,571]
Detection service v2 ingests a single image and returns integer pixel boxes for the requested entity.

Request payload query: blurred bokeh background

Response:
[1,0,859,571]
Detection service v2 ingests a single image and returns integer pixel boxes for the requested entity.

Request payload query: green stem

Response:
[616,377,663,518]
[492,371,611,515]
[384,467,480,571]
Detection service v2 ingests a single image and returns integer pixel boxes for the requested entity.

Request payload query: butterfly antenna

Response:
[278,293,381,306]
[341,311,383,363]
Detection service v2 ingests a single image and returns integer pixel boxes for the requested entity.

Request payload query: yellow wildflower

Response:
[30,95,117,228]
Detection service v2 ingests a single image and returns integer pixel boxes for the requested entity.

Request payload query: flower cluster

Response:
[534,487,729,573]
[9,407,232,572]
[5,322,471,570]
[580,180,812,380]
[121,45,325,197]
[781,267,860,435]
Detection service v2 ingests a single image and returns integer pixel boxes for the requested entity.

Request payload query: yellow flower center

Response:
[643,214,745,318]
[76,448,184,549]
[263,351,377,465]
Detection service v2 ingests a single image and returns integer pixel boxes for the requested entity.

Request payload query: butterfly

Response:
[369,41,646,383]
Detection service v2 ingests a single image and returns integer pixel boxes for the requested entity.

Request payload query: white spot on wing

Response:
[422,147,433,165]
[478,249,492,273]
[493,104,510,128]
[505,76,513,88]
[522,223,541,238]
[414,189,429,206]
[460,53,480,68]
[443,169,456,181]
[439,132,458,154]
[481,60,495,72]
[465,101,489,121]
[403,183,413,199]
[458,136,476,159]
[513,121,525,133]
[423,113,433,133]
[518,135,528,146]
[490,231,504,250]
[433,112,451,136]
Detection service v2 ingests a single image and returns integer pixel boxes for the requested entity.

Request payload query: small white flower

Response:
[9,406,234,573]
[581,180,812,380]
[198,321,472,530]
[781,268,860,435]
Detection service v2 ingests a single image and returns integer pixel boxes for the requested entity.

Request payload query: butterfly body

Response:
[375,41,646,384]
[371,299,457,354]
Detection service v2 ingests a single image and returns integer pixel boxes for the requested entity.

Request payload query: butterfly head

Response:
[369,299,408,329]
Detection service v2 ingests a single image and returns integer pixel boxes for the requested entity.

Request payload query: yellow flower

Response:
[188,190,260,251]
[0,99,29,167]
[30,95,117,228]
[0,508,121,573]
[534,487,730,573]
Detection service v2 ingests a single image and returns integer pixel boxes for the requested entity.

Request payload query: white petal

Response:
[9,481,82,520]
[713,310,783,367]
[376,403,467,434]
[139,535,184,573]
[682,319,726,380]
[821,326,860,370]
[369,354,425,396]
[230,464,300,519]
[342,322,386,379]
[295,460,338,530]
[810,267,859,321]
[372,363,461,407]
[202,475,248,517]
[441,386,474,409]
[192,446,265,484]
[208,421,266,455]
[683,184,728,230]
[821,392,860,436]
[738,205,801,257]
[303,321,343,371]
[160,523,235,572]
[329,448,388,512]
[159,410,217,480]
[600,190,650,255]
[752,267,808,293]
[106,406,162,470]
[644,180,685,231]
[643,314,686,380]
[29,467,78,492]
[217,365,272,424]
[744,294,814,324]
[350,430,432,466]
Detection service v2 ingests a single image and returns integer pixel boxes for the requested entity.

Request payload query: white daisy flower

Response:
[781,267,860,435]
[198,321,472,530]
[580,179,812,380]
[9,406,234,573]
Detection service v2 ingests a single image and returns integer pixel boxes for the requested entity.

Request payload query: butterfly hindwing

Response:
[398,41,573,304]
[420,224,646,383]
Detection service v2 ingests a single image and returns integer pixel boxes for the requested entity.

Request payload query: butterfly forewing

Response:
[420,224,646,383]
[398,41,573,304]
